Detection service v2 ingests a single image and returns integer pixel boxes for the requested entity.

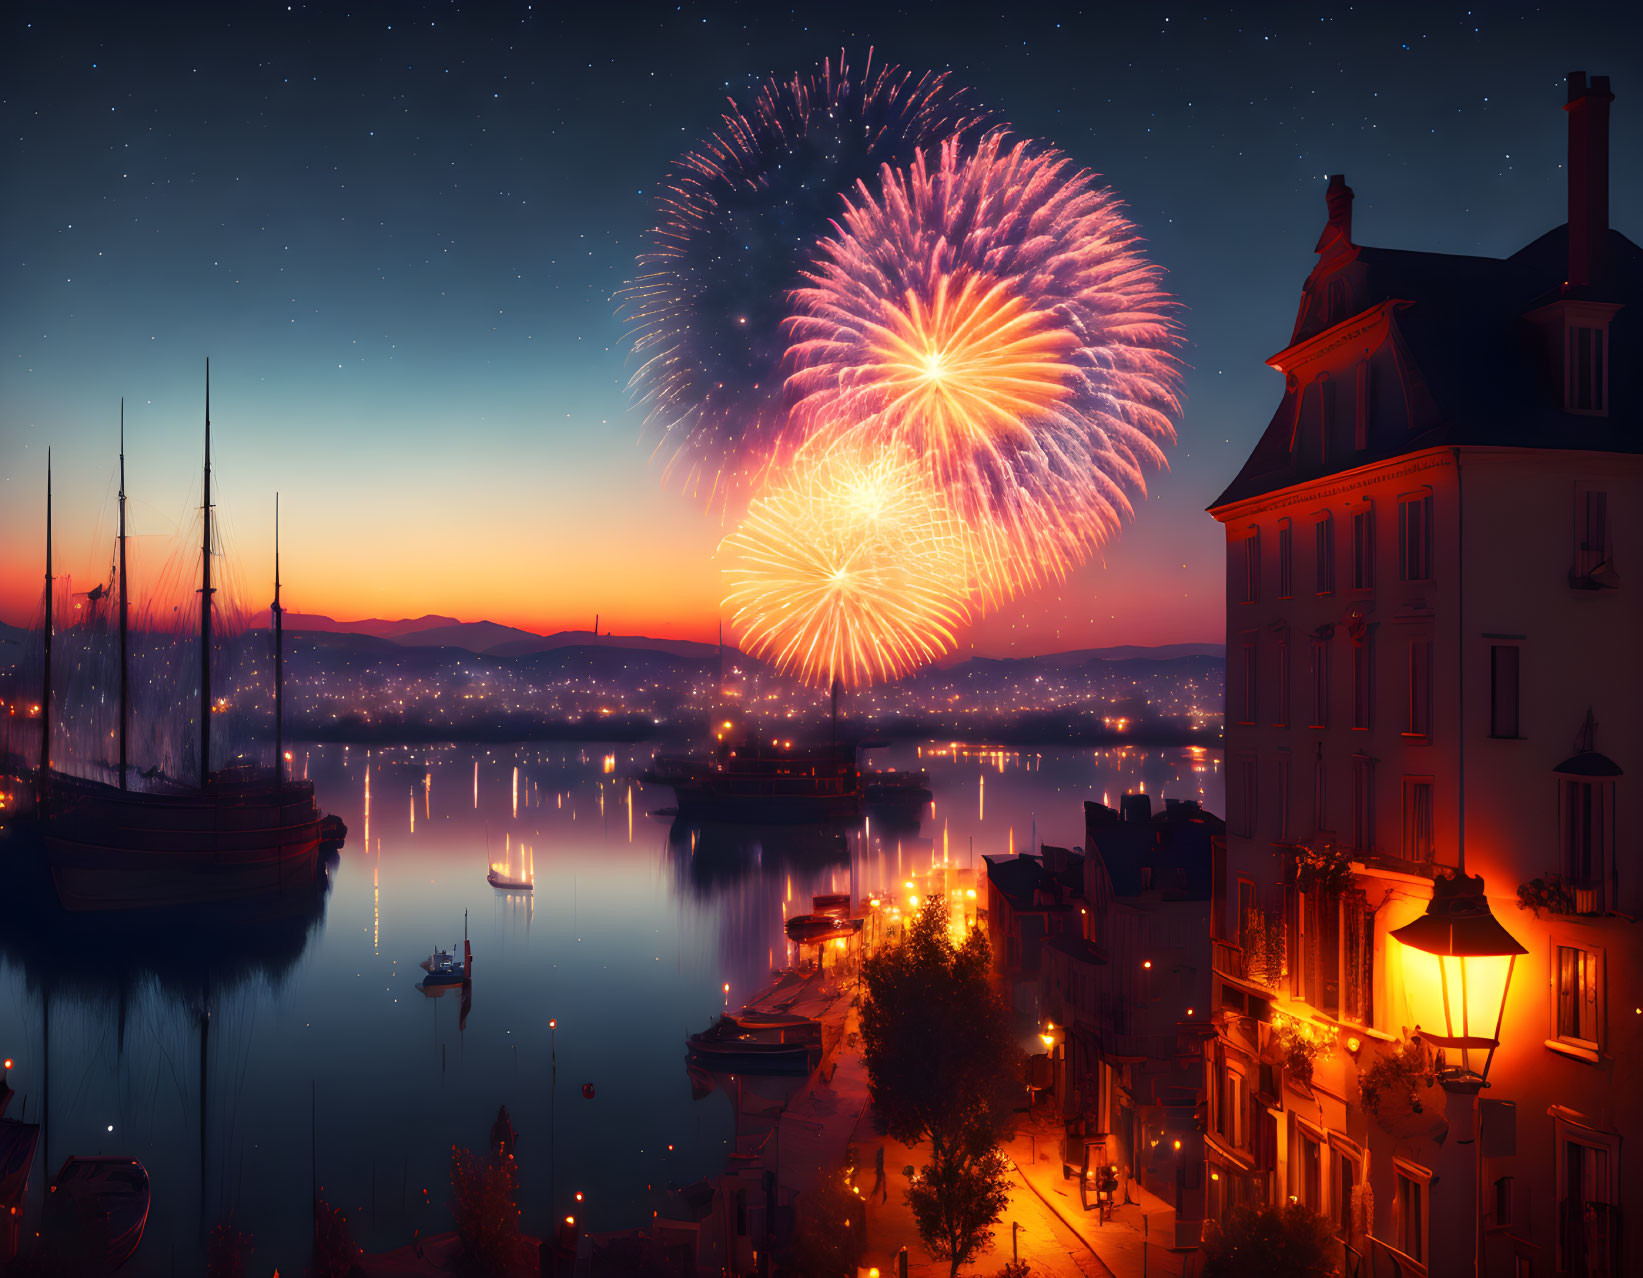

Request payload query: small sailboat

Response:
[486,831,533,891]
[419,911,472,988]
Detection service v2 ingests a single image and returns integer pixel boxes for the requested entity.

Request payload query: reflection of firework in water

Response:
[621,53,991,503]
[720,442,970,689]
[784,133,1183,604]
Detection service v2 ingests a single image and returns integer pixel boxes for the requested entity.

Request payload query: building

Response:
[984,845,1084,1008]
[1205,73,1640,1276]
[1040,794,1224,1237]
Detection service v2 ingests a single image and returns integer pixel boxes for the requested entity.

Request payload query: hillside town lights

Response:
[1390,870,1526,1084]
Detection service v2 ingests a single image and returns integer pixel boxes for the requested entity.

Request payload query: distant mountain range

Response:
[0,610,1222,671]
[255,611,723,660]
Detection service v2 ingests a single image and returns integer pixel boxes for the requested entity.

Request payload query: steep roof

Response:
[1211,222,1643,512]
[984,852,1082,912]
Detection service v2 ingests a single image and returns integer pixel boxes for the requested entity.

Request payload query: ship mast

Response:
[118,400,129,790]
[41,449,53,791]
[200,361,214,789]
[273,493,283,785]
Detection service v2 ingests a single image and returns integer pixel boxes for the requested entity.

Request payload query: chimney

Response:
[1312,173,1356,268]
[1565,72,1614,288]
[1325,174,1354,243]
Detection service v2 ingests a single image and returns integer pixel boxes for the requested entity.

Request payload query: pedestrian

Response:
[872,1143,887,1202]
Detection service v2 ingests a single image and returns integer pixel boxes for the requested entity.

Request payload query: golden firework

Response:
[721,442,970,689]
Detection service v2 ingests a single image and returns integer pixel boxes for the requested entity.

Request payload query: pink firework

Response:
[783,132,1183,605]
[619,52,991,506]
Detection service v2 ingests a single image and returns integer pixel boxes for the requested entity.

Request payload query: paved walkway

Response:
[1002,1112,1190,1278]
[845,1095,1193,1278]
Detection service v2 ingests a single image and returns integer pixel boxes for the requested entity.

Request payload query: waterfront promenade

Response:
[767,984,1191,1278]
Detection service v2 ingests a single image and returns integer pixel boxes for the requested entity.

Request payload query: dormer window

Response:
[1566,323,1608,414]
[1528,300,1619,417]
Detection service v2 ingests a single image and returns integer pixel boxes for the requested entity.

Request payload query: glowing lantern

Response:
[1390,870,1525,1082]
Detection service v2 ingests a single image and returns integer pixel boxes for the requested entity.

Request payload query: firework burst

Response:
[720,441,970,689]
[784,132,1183,604]
[621,52,992,504]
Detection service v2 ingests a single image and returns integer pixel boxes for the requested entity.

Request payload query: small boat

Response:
[686,1016,819,1074]
[486,831,533,891]
[726,1010,822,1037]
[419,913,471,988]
[785,914,863,946]
[44,1156,150,1272]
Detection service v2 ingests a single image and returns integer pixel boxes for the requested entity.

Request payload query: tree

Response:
[906,1139,1012,1278]
[449,1143,525,1276]
[1200,1203,1338,1278]
[783,1161,866,1278]
[859,894,1019,1162]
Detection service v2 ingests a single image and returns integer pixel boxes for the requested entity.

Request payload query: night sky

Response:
[3,2,1639,654]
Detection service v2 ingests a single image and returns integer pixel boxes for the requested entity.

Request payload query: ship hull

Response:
[39,773,324,912]
[672,785,859,825]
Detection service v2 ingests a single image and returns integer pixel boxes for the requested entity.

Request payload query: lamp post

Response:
[1390,869,1525,1278]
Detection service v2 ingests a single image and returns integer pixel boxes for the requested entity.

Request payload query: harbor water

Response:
[0,738,1221,1274]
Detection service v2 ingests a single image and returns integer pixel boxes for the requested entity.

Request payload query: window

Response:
[1399,494,1433,582]
[1337,1149,1360,1236]
[1240,531,1260,604]
[1354,360,1372,451]
[1237,878,1258,956]
[1561,778,1614,896]
[1352,756,1374,854]
[1315,515,1335,593]
[1554,944,1601,1049]
[1557,1128,1618,1274]
[1351,508,1374,590]
[1312,755,1328,835]
[1293,1125,1323,1212]
[1342,889,1375,1026]
[1238,637,1258,724]
[1219,1068,1248,1149]
[1278,521,1294,597]
[1276,753,1292,843]
[1566,324,1608,414]
[1352,632,1373,730]
[1406,637,1431,739]
[1272,628,1291,727]
[1310,635,1330,728]
[1234,758,1257,839]
[1490,645,1520,739]
[1403,779,1434,862]
[1577,489,1611,577]
[1318,375,1336,460]
[1395,1164,1429,1265]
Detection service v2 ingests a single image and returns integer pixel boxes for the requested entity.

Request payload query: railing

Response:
[1211,938,1243,981]
[1367,1237,1427,1278]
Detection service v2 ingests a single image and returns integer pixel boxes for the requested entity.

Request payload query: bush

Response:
[1201,1203,1337,1278]
[308,1193,362,1278]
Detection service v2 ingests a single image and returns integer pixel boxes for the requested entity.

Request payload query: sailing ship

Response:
[653,737,862,824]
[35,366,337,911]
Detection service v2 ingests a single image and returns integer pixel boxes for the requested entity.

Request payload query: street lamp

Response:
[1390,868,1525,1278]
[1390,869,1525,1084]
